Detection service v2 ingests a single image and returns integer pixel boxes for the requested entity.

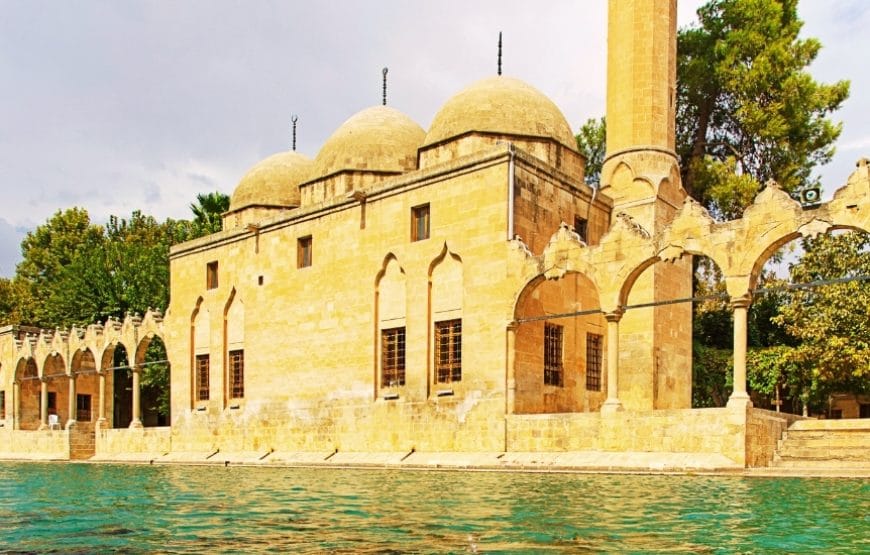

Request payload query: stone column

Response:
[130,365,143,428]
[96,371,107,430]
[39,379,48,430]
[727,296,753,408]
[12,381,20,430]
[505,322,518,415]
[601,310,624,413]
[66,372,77,429]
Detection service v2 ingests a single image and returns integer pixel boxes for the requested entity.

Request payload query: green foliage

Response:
[140,339,170,418]
[773,232,870,394]
[43,211,194,327]
[8,207,197,329]
[575,117,606,187]
[692,343,732,407]
[0,278,13,323]
[677,0,849,218]
[190,191,230,237]
[12,208,104,326]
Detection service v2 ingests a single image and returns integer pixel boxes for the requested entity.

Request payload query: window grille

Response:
[381,327,406,387]
[195,354,210,401]
[544,323,564,387]
[206,261,219,289]
[574,216,588,242]
[435,319,462,383]
[412,204,430,241]
[229,349,244,399]
[298,236,312,268]
[586,333,603,391]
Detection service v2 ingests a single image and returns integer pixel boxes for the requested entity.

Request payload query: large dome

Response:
[423,76,577,150]
[311,106,425,179]
[230,151,313,211]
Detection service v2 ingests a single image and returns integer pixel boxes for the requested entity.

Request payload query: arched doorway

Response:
[15,358,40,430]
[103,343,132,429]
[71,349,99,426]
[42,354,68,427]
[136,334,170,427]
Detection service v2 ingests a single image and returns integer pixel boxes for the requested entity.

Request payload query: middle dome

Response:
[423,76,577,151]
[311,105,425,179]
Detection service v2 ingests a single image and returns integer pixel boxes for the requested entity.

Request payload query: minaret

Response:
[601,0,684,229]
[601,0,692,411]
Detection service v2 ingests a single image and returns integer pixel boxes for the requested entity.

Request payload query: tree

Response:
[677,0,849,219]
[190,192,230,236]
[45,211,188,327]
[576,117,606,187]
[0,278,14,324]
[767,231,870,407]
[13,208,104,327]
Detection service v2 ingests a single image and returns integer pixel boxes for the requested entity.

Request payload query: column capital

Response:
[604,309,624,323]
[506,321,519,332]
[729,294,752,310]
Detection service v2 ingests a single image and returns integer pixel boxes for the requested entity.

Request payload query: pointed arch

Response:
[428,243,464,388]
[15,357,40,430]
[191,296,211,406]
[374,253,407,395]
[224,288,245,404]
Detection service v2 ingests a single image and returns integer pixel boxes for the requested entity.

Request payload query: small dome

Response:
[230,151,313,211]
[311,106,425,179]
[423,76,577,150]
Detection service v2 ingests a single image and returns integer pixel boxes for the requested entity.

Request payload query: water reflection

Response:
[0,463,866,553]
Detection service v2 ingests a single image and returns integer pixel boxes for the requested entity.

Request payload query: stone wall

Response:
[169,395,506,454]
[0,429,69,460]
[96,427,172,458]
[744,408,803,467]
[507,408,747,465]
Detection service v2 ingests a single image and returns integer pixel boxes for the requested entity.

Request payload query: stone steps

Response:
[772,419,870,470]
[69,427,96,461]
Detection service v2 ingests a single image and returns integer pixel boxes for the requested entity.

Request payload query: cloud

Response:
[838,136,870,151]
[0,218,26,278]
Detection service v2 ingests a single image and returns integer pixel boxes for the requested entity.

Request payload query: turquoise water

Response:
[0,463,867,554]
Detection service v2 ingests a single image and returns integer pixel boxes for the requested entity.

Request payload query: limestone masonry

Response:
[1,0,868,470]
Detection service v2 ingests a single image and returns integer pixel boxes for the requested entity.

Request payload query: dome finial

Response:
[291,114,298,151]
[497,32,502,76]
[382,67,389,106]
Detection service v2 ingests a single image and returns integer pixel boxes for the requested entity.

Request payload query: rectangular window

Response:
[381,327,406,387]
[411,204,430,242]
[229,349,244,399]
[206,261,219,290]
[76,394,92,422]
[297,236,312,268]
[586,333,603,391]
[0,391,5,419]
[860,404,870,419]
[544,323,564,387]
[574,216,588,243]
[48,391,57,412]
[435,319,462,383]
[195,354,210,402]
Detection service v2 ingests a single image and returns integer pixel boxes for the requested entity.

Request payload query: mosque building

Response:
[1,0,868,468]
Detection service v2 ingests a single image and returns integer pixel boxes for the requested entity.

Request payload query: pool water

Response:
[0,462,867,553]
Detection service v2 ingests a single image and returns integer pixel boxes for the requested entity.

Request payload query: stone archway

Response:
[513,271,606,414]
[42,353,68,427]
[102,343,132,429]
[135,334,170,427]
[70,348,99,426]
[15,358,40,430]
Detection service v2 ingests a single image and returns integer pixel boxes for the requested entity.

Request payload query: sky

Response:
[1,1,869,278]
